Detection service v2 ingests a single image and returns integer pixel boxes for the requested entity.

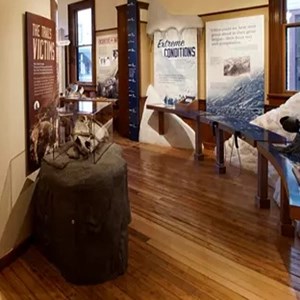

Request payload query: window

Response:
[285,0,300,91]
[269,0,300,106]
[68,0,95,87]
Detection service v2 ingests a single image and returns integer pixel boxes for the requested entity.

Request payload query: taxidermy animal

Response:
[30,118,57,163]
[73,116,109,155]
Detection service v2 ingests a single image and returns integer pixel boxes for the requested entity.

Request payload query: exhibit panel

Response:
[25,12,57,175]
[206,15,265,121]
[127,0,140,141]
[154,28,198,100]
[0,0,51,261]
[96,32,118,99]
[138,0,203,149]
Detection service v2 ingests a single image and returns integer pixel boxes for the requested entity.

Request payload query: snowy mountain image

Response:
[206,70,264,122]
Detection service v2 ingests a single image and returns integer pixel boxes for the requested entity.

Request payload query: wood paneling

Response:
[1,137,300,299]
[268,0,297,106]
[138,2,149,10]
[198,4,268,17]
[139,96,147,120]
[264,103,279,112]
[267,92,294,107]
[269,0,284,96]
[181,100,216,149]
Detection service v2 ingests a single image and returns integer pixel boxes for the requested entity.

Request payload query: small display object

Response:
[53,85,114,163]
[175,96,197,110]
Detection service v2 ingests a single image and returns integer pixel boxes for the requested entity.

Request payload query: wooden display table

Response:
[146,104,300,236]
[146,103,205,161]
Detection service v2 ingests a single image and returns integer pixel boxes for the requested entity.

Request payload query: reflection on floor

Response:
[1,137,300,300]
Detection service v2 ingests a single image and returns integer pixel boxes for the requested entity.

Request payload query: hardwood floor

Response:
[1,137,300,299]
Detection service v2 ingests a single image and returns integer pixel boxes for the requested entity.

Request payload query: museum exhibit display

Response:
[224,92,300,202]
[22,2,131,284]
[206,15,265,121]
[96,32,119,99]
[29,82,129,284]
[58,85,114,160]
[32,141,130,284]
[127,0,140,141]
[25,12,57,174]
[139,85,195,149]
[4,0,300,298]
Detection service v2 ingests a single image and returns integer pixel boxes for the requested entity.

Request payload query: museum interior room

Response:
[1,0,300,298]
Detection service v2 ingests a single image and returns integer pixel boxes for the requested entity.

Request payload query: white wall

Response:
[58,0,121,34]
[95,0,118,30]
[159,0,268,15]
[0,0,50,258]
[58,0,81,35]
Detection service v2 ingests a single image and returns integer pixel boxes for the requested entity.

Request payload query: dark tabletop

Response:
[200,114,287,146]
[146,103,203,120]
[257,142,300,208]
[147,104,287,145]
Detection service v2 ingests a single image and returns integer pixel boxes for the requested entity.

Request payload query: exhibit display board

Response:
[154,28,198,100]
[206,15,264,121]
[127,0,140,141]
[96,33,118,98]
[25,12,57,174]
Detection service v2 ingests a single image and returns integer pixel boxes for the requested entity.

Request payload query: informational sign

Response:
[127,0,140,141]
[206,15,264,121]
[25,12,57,174]
[154,28,198,100]
[96,33,118,98]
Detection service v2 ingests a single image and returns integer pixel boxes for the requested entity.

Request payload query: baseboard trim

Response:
[0,236,33,271]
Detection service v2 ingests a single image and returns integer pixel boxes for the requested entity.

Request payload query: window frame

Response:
[284,21,300,91]
[269,0,299,105]
[68,0,95,90]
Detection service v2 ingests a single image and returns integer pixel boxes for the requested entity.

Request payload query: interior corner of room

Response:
[1,0,300,297]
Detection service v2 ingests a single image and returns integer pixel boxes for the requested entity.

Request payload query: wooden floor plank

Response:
[124,142,300,287]
[130,203,295,285]
[0,273,21,300]
[1,268,37,300]
[8,260,56,300]
[128,235,246,300]
[21,247,94,300]
[130,213,298,299]
[1,137,300,299]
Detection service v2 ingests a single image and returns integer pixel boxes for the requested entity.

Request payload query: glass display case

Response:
[55,96,115,162]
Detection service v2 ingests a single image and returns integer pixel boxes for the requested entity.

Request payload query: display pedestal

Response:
[32,143,130,284]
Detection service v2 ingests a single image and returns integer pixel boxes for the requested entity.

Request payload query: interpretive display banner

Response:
[154,28,198,100]
[96,33,118,98]
[127,0,140,141]
[206,15,264,121]
[25,12,57,174]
